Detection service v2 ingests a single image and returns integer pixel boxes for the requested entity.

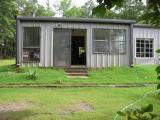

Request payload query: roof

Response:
[134,24,160,28]
[17,16,136,24]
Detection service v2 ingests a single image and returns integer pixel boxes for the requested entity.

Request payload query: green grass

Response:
[0,87,159,120]
[0,59,158,85]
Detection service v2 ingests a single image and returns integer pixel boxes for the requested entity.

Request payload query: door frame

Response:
[71,36,86,66]
[53,28,87,67]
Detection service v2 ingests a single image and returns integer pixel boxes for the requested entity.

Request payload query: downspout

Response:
[130,24,134,67]
[16,17,20,67]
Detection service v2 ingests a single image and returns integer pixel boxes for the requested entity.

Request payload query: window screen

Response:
[136,38,154,57]
[93,29,126,54]
[110,29,126,54]
[23,27,40,62]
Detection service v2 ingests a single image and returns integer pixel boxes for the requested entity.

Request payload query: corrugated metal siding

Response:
[133,27,160,64]
[18,22,131,67]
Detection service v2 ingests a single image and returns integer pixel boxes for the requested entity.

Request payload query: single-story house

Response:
[16,16,160,68]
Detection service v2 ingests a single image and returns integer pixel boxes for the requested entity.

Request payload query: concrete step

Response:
[67,72,88,76]
[65,67,88,76]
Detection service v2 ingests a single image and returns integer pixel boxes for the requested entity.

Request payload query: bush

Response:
[155,49,160,89]
[117,104,159,120]
[26,70,38,80]
[15,67,25,73]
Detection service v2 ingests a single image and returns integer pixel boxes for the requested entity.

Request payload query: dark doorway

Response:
[71,36,86,65]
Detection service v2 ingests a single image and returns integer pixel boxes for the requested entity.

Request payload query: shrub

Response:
[26,70,38,80]
[155,49,160,89]
[117,104,159,120]
[15,67,25,73]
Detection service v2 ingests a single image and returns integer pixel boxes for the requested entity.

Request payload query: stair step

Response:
[65,66,88,76]
[67,73,88,76]
[66,69,88,72]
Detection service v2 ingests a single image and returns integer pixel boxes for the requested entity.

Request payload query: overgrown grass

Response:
[0,59,158,85]
[0,87,159,120]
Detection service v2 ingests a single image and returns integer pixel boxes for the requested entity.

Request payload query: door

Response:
[53,29,71,67]
[71,36,86,65]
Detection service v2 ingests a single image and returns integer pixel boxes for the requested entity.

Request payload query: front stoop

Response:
[65,66,88,77]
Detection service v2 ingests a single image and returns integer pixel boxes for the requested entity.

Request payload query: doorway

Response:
[71,36,86,65]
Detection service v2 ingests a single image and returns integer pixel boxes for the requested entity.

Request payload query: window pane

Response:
[150,44,153,48]
[146,53,149,57]
[141,53,144,57]
[23,27,40,47]
[150,53,153,57]
[94,29,109,40]
[136,43,140,47]
[93,41,109,53]
[23,48,40,62]
[150,49,153,52]
[23,27,40,62]
[110,29,126,54]
[136,48,140,52]
[141,48,144,52]
[146,44,149,48]
[141,40,144,44]
[146,49,149,52]
[111,41,125,54]
[136,53,140,57]
[141,44,144,47]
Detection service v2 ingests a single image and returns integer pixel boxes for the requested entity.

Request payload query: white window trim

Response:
[135,38,154,58]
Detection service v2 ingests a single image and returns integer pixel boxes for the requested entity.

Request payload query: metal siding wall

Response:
[133,27,160,64]
[19,22,130,68]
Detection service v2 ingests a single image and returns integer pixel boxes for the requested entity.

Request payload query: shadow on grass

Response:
[0,65,16,72]
[0,110,54,120]
[0,110,33,120]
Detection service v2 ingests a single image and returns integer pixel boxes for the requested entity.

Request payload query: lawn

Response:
[0,87,159,120]
[0,59,158,85]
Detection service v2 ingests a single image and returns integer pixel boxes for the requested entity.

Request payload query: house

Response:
[16,16,160,68]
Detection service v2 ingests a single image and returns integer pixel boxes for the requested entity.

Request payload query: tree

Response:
[64,6,83,17]
[115,0,146,22]
[54,0,72,17]
[16,0,55,16]
[142,0,160,26]
[81,0,95,18]
[0,0,18,57]
[93,0,160,26]
[54,0,84,18]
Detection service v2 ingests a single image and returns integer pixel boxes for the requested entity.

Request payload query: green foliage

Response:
[25,70,38,80]
[0,0,18,58]
[15,67,25,73]
[115,0,146,22]
[156,49,160,53]
[142,0,160,27]
[15,0,55,16]
[92,5,106,17]
[155,49,160,89]
[117,104,159,120]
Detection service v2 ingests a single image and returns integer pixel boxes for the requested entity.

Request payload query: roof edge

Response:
[134,24,160,28]
[17,16,136,24]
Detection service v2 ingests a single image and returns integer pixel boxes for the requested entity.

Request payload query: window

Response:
[93,29,110,53]
[110,29,126,54]
[23,27,40,62]
[93,29,126,54]
[136,38,154,57]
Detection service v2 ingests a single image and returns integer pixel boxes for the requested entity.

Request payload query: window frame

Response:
[92,28,126,54]
[136,38,154,58]
[22,27,41,63]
